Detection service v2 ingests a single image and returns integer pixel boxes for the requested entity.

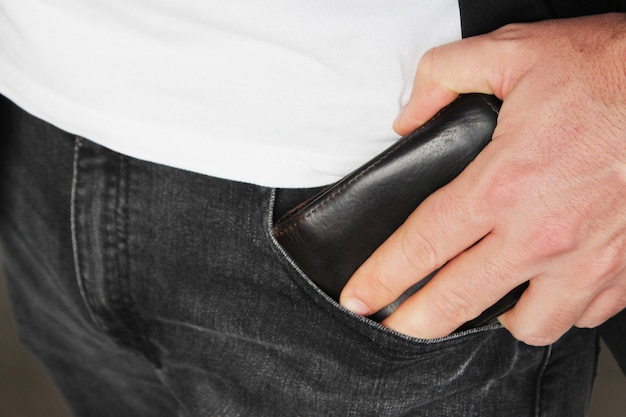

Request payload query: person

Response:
[0,1,623,416]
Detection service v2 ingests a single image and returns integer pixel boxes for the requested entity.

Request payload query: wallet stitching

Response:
[273,108,444,236]
[273,143,401,237]
[273,96,500,237]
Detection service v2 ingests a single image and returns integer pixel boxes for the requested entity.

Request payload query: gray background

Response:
[1,266,625,417]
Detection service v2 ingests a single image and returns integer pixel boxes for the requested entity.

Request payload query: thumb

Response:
[394,34,513,135]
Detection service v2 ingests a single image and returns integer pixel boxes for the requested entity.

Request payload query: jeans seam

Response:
[71,136,102,331]
[71,136,159,365]
[108,151,160,364]
[534,344,552,417]
[115,155,160,365]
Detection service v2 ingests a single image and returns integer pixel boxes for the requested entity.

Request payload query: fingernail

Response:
[341,298,370,316]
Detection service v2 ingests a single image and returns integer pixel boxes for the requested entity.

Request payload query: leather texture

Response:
[272,94,527,328]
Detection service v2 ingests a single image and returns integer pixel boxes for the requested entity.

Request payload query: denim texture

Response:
[0,96,598,416]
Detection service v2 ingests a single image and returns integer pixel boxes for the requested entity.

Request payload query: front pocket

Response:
[267,188,504,354]
[265,193,555,417]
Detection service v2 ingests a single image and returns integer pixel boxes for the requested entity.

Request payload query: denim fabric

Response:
[0,96,598,416]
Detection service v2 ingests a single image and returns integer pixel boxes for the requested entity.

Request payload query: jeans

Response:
[0,95,598,416]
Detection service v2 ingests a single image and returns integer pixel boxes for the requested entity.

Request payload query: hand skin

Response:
[340,13,626,346]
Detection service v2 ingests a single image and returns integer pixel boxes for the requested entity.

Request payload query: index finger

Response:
[339,159,494,316]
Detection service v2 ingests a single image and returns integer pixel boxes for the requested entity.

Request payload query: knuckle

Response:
[576,287,626,329]
[506,322,562,346]
[488,22,546,58]
[576,316,605,329]
[506,302,575,346]
[490,22,526,37]
[416,47,437,78]
[481,162,532,210]
[480,26,532,95]
[431,287,477,324]
[367,272,399,301]
[524,221,581,260]
[598,236,626,277]
[580,256,623,292]
[400,228,442,273]
[516,332,558,347]
[480,256,517,285]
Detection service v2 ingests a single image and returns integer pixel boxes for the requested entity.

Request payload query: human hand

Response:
[340,13,626,346]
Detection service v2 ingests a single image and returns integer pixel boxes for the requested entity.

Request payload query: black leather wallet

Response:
[272,94,527,330]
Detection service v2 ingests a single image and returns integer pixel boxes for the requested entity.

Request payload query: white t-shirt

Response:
[0,0,461,187]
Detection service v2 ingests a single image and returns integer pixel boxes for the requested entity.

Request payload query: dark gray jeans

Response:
[0,96,598,416]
